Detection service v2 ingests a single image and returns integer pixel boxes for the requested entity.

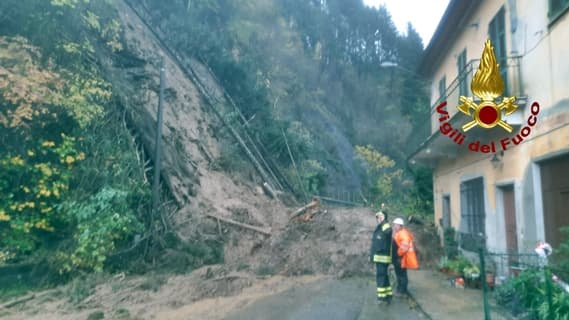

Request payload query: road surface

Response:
[224,277,427,320]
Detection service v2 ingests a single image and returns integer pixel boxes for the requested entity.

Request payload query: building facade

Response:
[409,0,569,258]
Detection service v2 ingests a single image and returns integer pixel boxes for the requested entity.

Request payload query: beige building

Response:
[409,0,569,260]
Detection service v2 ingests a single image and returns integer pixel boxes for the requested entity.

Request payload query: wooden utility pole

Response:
[282,128,308,203]
[152,58,166,217]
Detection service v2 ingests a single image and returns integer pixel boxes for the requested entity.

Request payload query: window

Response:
[438,76,446,102]
[457,49,468,99]
[442,195,451,228]
[549,0,569,23]
[459,177,486,251]
[489,7,508,96]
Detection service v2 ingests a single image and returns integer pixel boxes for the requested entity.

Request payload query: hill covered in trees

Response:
[138,0,432,208]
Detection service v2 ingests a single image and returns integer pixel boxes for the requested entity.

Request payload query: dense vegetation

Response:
[494,267,569,319]
[0,0,150,276]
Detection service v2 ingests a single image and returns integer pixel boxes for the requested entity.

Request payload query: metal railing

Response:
[485,251,544,279]
[409,56,525,158]
[458,231,487,253]
[480,250,563,320]
[313,190,368,207]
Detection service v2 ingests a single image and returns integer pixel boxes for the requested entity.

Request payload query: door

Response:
[540,154,569,248]
[502,185,518,253]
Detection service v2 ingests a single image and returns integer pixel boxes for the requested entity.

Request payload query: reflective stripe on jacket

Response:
[370,222,392,264]
[373,254,392,263]
[393,228,419,269]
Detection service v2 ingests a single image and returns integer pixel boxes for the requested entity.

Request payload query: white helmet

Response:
[393,218,405,225]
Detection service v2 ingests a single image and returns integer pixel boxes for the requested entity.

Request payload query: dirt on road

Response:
[0,275,427,320]
[0,206,441,320]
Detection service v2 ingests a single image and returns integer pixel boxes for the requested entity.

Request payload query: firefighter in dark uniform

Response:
[369,209,393,304]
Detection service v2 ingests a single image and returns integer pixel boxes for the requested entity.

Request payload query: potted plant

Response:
[447,256,470,277]
[463,264,481,288]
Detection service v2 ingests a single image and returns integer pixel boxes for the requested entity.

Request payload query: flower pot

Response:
[486,272,495,289]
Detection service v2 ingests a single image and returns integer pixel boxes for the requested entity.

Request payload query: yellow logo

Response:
[457,39,518,132]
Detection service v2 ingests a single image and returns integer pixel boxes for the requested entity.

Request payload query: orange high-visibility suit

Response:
[393,228,419,269]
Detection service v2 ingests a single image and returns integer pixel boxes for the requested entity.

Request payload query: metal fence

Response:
[442,237,566,320]
[485,251,545,280]
[312,190,370,207]
[478,249,565,320]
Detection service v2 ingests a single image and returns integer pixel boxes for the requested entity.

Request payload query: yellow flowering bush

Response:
[0,37,94,259]
[354,145,409,205]
[0,135,84,253]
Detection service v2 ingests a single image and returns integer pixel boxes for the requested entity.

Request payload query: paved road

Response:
[224,277,426,320]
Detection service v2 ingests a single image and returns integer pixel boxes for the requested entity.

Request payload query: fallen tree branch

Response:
[262,182,276,199]
[205,213,271,236]
[289,198,320,220]
[0,293,35,309]
[296,209,324,223]
[210,272,255,282]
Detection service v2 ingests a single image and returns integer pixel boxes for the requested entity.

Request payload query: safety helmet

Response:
[393,217,405,225]
[375,211,385,219]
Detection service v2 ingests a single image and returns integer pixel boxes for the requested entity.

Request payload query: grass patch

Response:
[256,265,275,276]
[0,282,33,302]
[237,262,250,271]
[67,273,106,304]
[114,308,133,319]
[320,257,333,272]
[138,274,167,292]
[86,311,105,320]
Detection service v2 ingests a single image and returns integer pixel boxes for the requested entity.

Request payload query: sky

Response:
[362,0,450,47]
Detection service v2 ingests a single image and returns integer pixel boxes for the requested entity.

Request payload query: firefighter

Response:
[392,217,419,296]
[369,210,393,304]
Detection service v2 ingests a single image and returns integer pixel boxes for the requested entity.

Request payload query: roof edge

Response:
[418,0,483,77]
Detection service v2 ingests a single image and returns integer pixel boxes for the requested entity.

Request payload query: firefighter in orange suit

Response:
[369,210,393,304]
[392,217,419,296]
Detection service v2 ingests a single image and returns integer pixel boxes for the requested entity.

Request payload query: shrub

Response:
[56,187,143,274]
[443,227,459,259]
[494,268,569,319]
[138,274,167,292]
